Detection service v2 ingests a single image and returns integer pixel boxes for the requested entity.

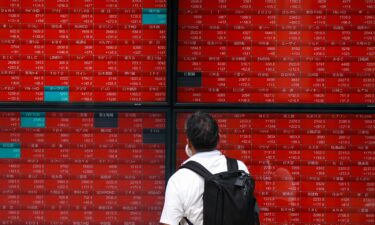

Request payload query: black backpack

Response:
[180,157,260,225]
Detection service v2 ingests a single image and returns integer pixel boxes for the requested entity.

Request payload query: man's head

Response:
[185,111,219,152]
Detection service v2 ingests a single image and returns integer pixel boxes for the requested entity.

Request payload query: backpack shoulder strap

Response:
[226,157,238,171]
[180,161,213,179]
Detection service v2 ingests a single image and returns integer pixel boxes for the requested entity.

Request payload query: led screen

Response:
[0,111,166,224]
[176,112,374,224]
[177,0,375,104]
[0,0,167,103]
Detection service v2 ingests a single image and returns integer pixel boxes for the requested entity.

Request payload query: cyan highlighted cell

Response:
[142,8,167,25]
[0,143,20,158]
[0,149,20,158]
[45,91,69,102]
[44,86,69,102]
[143,14,167,24]
[21,112,45,128]
[21,117,45,128]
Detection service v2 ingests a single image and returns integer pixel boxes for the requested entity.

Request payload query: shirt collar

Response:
[182,150,222,165]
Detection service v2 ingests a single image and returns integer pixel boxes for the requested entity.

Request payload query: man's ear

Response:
[187,140,196,154]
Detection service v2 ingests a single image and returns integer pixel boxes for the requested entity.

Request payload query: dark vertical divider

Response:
[170,108,178,175]
[168,0,179,106]
[165,108,173,180]
[165,0,178,181]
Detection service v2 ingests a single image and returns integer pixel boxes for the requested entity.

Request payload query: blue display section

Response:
[143,128,166,144]
[142,8,167,24]
[20,112,46,128]
[44,86,69,102]
[177,72,202,87]
[0,143,21,158]
[94,112,119,128]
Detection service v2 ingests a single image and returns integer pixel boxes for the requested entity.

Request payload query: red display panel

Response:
[0,0,167,103]
[0,111,166,224]
[176,112,375,225]
[177,0,375,104]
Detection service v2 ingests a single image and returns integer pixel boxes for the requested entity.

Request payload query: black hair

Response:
[185,111,219,152]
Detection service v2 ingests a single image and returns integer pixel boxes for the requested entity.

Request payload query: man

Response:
[160,111,251,225]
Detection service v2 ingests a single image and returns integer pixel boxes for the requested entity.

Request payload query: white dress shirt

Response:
[160,150,249,225]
